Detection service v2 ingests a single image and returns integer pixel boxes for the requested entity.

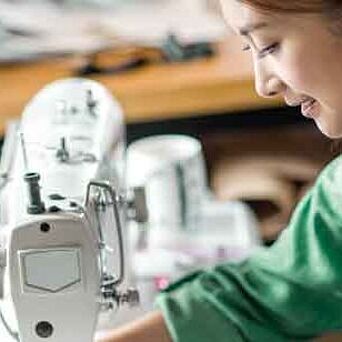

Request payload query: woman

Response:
[98,1,342,341]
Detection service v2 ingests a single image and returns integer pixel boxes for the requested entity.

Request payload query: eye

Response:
[241,44,251,52]
[257,43,279,59]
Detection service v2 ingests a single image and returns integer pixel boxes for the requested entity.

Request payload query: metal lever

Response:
[0,244,6,299]
[85,180,125,286]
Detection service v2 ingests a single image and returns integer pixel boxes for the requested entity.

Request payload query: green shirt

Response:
[156,155,342,341]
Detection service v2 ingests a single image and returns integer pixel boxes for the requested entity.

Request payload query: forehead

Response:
[220,0,276,33]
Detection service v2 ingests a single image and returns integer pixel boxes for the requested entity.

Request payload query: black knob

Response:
[35,321,53,338]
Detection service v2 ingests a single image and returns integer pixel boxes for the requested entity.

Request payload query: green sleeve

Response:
[156,156,342,342]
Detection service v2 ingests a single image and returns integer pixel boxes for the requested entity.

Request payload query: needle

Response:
[19,132,29,172]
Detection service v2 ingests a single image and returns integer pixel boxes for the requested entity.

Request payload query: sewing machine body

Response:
[4,213,100,342]
[0,78,133,341]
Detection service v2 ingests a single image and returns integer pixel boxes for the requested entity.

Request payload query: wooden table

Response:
[0,35,282,136]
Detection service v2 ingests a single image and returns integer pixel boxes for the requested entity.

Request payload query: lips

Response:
[301,99,319,118]
[285,97,320,119]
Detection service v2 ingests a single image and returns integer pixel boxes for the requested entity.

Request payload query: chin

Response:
[315,119,342,139]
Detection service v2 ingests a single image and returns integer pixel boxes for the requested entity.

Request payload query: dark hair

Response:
[238,1,342,35]
[239,0,333,13]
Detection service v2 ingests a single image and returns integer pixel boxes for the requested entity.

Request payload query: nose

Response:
[253,60,285,98]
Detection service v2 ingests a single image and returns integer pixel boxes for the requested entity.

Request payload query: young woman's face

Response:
[220,0,342,138]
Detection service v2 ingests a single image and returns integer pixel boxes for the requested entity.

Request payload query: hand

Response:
[94,311,172,342]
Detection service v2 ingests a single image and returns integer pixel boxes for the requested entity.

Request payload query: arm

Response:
[96,311,172,342]
[102,157,342,342]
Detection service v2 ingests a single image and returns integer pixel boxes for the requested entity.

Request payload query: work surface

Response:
[1,315,342,341]
[0,35,282,136]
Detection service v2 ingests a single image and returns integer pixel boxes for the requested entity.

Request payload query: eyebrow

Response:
[239,22,268,36]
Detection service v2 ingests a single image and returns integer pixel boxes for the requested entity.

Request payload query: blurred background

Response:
[0,0,224,61]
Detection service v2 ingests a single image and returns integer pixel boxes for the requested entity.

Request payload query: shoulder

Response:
[310,154,342,222]
[315,154,342,194]
[318,154,342,183]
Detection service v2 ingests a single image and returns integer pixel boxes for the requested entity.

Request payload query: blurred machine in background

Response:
[127,134,261,310]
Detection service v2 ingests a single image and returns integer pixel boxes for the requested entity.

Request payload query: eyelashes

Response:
[242,44,251,52]
[258,43,280,58]
[241,42,280,59]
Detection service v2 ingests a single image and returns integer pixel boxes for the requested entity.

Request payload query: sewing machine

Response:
[0,78,146,342]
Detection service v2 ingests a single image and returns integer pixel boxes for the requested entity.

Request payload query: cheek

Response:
[277,51,318,93]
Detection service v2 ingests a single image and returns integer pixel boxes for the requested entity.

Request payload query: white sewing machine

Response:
[0,78,146,342]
